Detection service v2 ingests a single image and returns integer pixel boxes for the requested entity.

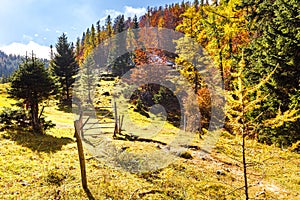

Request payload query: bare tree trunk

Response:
[66,79,70,105]
[241,99,249,199]
[242,131,249,200]
[31,99,42,134]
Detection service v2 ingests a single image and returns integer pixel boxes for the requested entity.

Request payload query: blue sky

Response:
[0,0,182,58]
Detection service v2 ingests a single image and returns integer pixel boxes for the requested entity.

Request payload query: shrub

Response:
[0,107,55,131]
[0,107,30,130]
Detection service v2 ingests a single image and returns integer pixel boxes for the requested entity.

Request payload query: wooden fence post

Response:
[183,115,186,132]
[74,120,88,190]
[113,101,118,137]
[74,119,95,200]
[119,114,124,134]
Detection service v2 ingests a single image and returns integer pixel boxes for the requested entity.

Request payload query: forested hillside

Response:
[0,0,299,199]
[0,51,23,83]
[75,0,300,147]
[0,50,49,83]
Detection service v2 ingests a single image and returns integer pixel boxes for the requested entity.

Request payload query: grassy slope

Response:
[0,83,299,199]
[0,83,16,109]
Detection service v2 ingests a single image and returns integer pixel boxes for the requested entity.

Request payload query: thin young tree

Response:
[226,55,276,199]
[226,55,300,199]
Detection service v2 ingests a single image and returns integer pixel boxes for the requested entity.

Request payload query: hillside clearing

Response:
[0,83,300,199]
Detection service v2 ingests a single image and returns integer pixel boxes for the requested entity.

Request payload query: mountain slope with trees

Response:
[75,0,299,147]
[0,51,23,83]
[0,0,299,199]
[0,50,49,83]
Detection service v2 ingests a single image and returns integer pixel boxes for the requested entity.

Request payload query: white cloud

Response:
[124,6,146,18]
[22,34,33,41]
[104,9,122,19]
[34,33,39,37]
[102,6,146,22]
[0,41,50,59]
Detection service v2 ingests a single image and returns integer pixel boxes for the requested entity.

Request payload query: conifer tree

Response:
[9,54,55,134]
[242,0,300,145]
[226,50,300,199]
[90,24,96,49]
[83,28,93,59]
[227,56,270,198]
[79,53,97,104]
[52,33,79,108]
[111,15,131,76]
[96,20,102,46]
[105,15,113,38]
[75,37,81,61]
[133,15,139,30]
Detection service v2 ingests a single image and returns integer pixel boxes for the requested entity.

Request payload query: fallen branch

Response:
[129,186,163,199]
[115,133,167,145]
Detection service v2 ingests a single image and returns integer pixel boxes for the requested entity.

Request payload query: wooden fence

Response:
[73,101,122,199]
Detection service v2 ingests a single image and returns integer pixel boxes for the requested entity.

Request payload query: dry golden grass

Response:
[0,83,300,199]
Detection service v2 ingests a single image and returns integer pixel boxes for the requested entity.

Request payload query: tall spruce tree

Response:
[90,24,96,49]
[133,15,139,30]
[111,15,131,76]
[52,33,79,108]
[79,53,97,104]
[105,15,113,38]
[9,54,55,134]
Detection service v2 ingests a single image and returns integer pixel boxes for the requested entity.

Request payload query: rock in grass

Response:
[216,170,225,175]
[102,91,110,96]
[179,151,193,159]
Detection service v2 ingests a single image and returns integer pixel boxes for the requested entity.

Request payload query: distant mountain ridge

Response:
[0,50,23,82]
[0,50,49,83]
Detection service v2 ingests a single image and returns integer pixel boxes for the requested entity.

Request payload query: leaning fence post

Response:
[74,120,88,190]
[120,114,124,134]
[184,115,187,132]
[113,101,118,137]
[74,120,95,200]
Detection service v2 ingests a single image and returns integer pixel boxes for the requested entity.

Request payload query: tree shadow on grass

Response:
[3,129,74,153]
[57,104,73,113]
